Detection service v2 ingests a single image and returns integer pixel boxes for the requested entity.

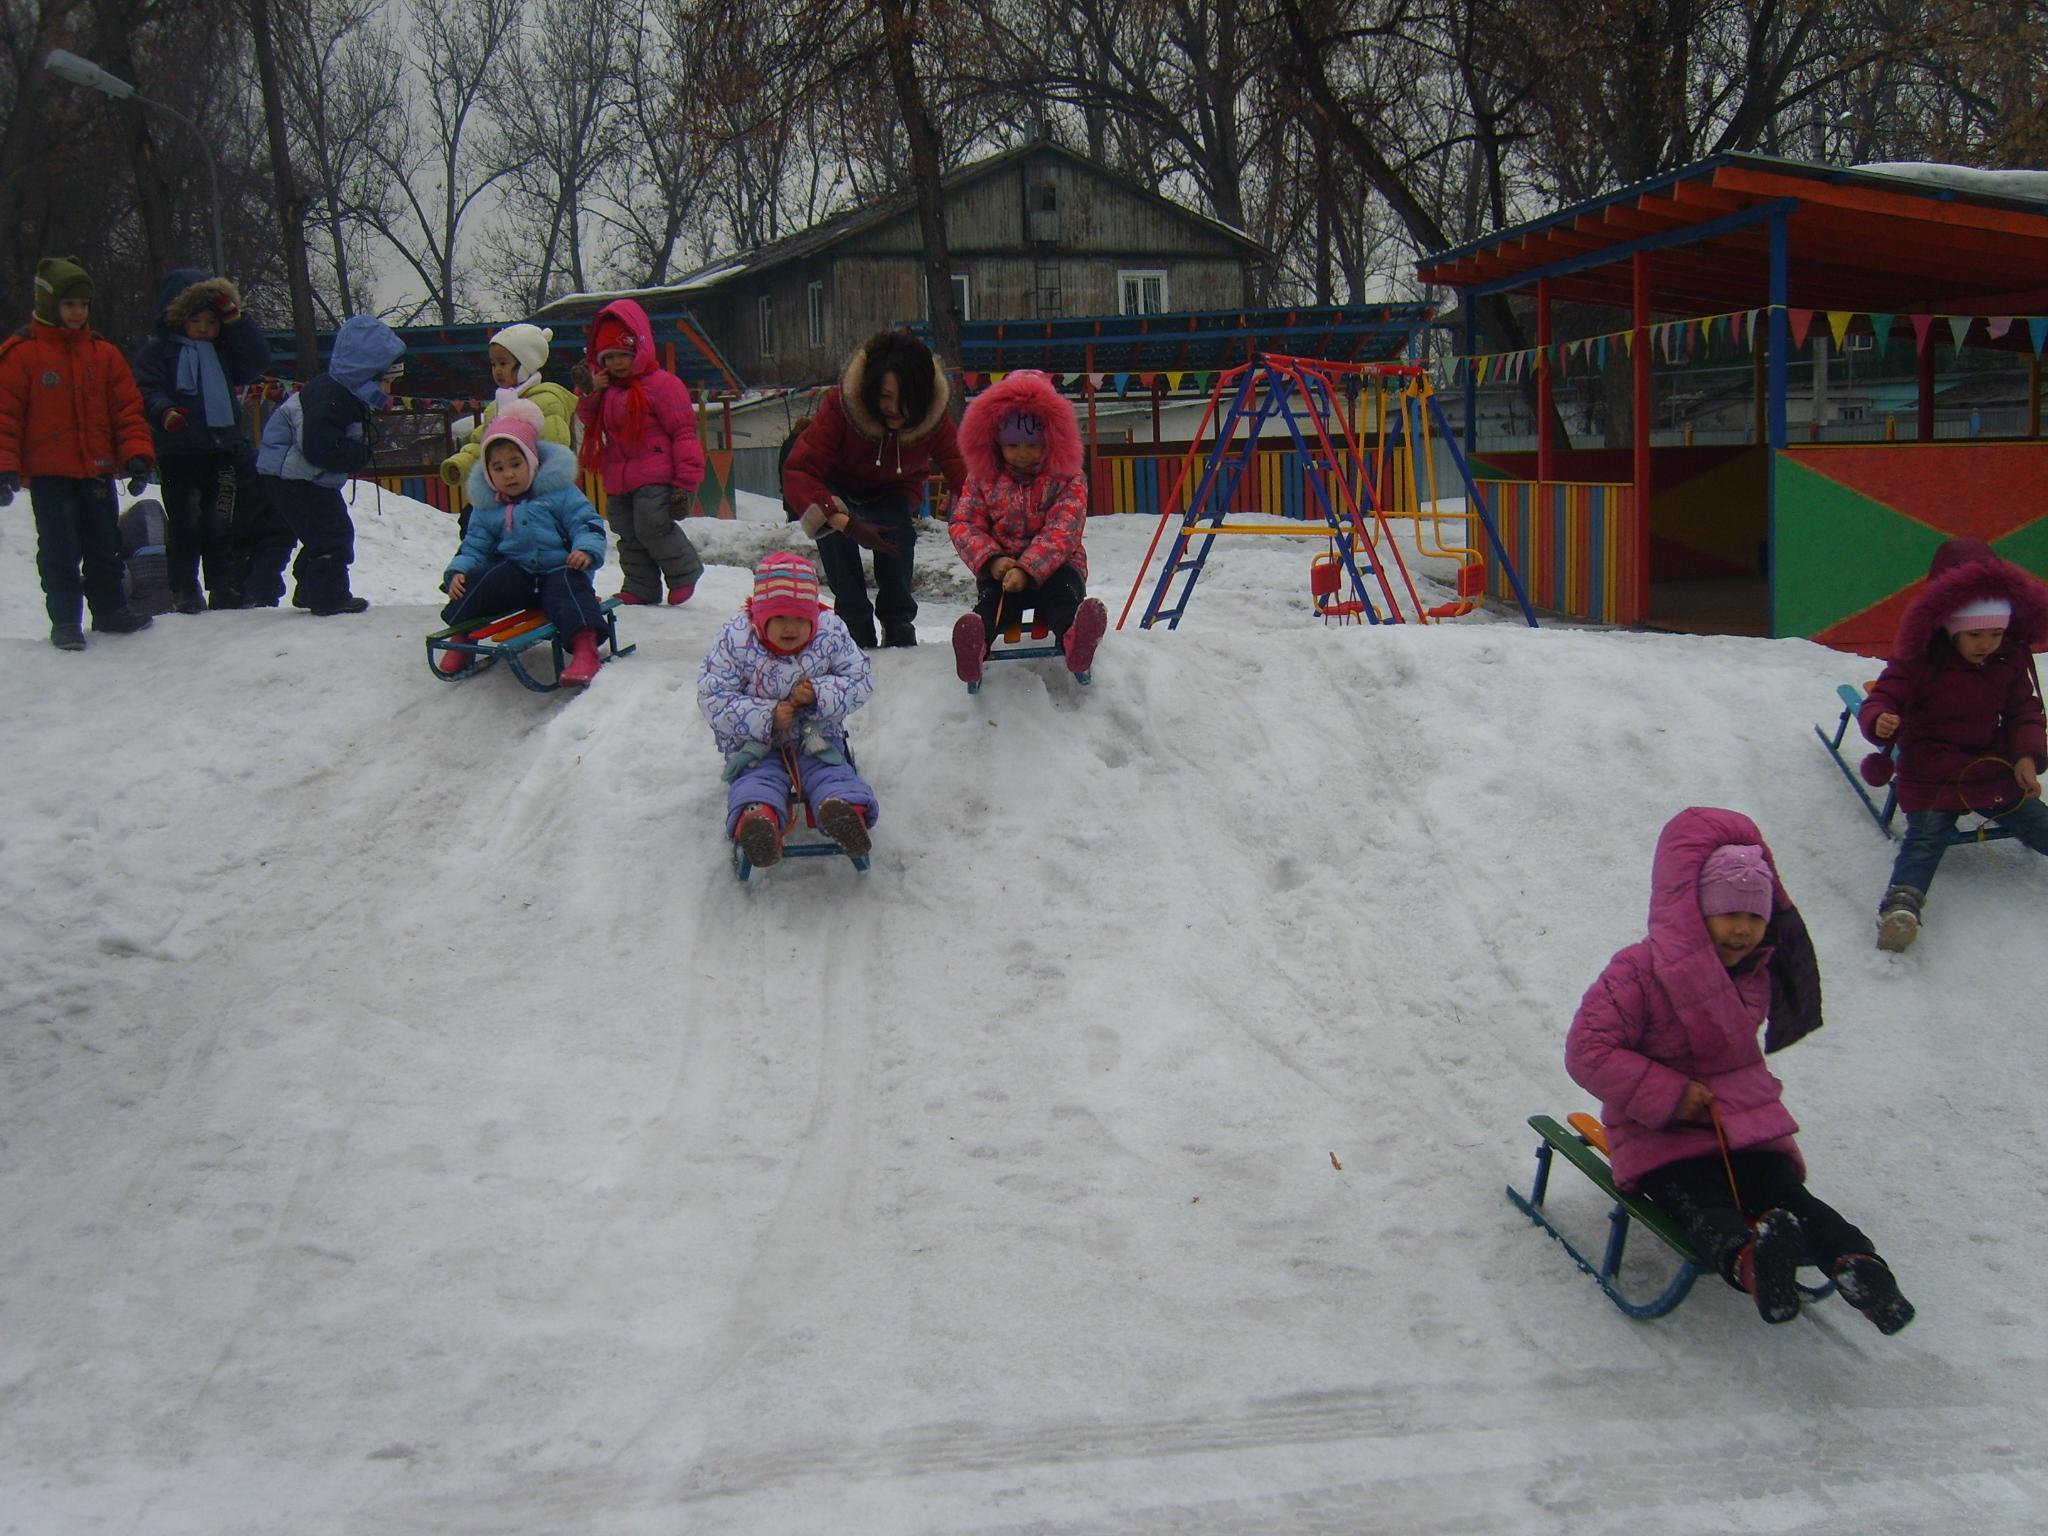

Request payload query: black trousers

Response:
[1637,1151,1878,1287]
[976,564,1087,640]
[441,559,604,639]
[157,451,235,602]
[262,475,356,609]
[29,476,124,626]
[815,489,916,639]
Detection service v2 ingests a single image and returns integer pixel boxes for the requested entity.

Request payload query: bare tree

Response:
[360,0,523,323]
[595,4,711,285]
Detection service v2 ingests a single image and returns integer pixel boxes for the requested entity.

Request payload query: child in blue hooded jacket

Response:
[438,399,611,687]
[256,313,405,614]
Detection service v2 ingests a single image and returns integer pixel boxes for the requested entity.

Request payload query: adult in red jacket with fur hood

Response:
[781,330,966,649]
[1856,537,2048,950]
[945,369,1107,687]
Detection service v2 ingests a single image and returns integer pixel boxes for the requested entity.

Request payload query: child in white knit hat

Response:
[439,323,579,532]
[1856,537,2048,950]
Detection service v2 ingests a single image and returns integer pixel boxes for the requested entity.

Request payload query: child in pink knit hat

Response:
[697,552,877,867]
[438,398,612,686]
[1857,536,2048,951]
[1566,807,1914,1334]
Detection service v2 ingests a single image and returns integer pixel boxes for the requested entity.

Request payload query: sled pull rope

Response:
[1708,1101,1753,1231]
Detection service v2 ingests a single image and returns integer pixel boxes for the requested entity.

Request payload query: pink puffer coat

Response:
[948,370,1088,582]
[573,298,705,498]
[1565,807,1824,1193]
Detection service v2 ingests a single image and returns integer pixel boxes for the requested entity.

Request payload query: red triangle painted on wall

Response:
[1780,443,2048,544]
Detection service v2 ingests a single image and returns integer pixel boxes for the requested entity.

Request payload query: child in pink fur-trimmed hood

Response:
[1856,537,2048,951]
[945,369,1107,687]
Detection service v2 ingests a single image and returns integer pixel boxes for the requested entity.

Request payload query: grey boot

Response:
[1876,884,1924,952]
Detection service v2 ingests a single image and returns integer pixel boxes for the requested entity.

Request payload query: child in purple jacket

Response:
[1857,537,2048,951]
[1566,808,1913,1333]
[697,552,876,868]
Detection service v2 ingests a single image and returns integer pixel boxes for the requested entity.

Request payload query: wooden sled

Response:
[425,596,634,694]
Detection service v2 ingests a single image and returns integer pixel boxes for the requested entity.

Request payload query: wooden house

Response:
[541,140,1270,389]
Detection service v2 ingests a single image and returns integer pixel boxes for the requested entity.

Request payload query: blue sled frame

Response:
[425,596,636,694]
[1508,1114,1834,1321]
[966,606,1091,695]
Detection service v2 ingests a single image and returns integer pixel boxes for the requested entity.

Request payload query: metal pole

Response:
[139,93,224,274]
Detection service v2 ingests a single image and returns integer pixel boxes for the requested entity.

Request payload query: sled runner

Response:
[963,602,1094,695]
[1507,1113,1834,1320]
[1814,682,2016,845]
[425,596,634,693]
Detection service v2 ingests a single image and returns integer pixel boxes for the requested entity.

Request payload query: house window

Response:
[758,295,774,357]
[1119,269,1168,315]
[922,271,971,323]
[807,281,825,348]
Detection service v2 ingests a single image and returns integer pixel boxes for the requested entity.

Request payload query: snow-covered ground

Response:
[2,486,2043,1534]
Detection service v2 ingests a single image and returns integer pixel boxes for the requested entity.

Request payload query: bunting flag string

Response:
[1443,302,2048,380]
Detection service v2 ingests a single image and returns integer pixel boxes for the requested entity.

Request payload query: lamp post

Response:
[45,48,225,275]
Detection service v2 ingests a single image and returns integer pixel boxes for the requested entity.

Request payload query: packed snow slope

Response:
[2,487,2044,1535]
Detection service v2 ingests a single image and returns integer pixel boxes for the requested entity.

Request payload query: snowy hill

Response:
[2,488,2044,1534]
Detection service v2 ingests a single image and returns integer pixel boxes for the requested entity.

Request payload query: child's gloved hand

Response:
[1002,566,1028,594]
[161,408,188,434]
[721,741,770,782]
[667,487,694,519]
[789,678,816,707]
[571,362,595,393]
[0,472,17,505]
[123,458,152,494]
[211,293,241,324]
[439,457,464,486]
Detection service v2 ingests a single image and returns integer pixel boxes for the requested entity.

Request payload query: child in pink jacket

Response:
[1566,807,1913,1333]
[946,369,1107,687]
[574,298,704,606]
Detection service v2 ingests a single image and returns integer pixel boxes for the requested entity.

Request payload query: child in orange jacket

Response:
[0,257,157,650]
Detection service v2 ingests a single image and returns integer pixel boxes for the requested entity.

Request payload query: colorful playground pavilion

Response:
[1418,154,2048,651]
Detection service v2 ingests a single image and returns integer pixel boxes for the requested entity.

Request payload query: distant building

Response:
[541,140,1271,389]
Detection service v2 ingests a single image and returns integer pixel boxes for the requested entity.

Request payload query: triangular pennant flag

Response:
[1867,314,1892,351]
[1988,317,2015,341]
[1827,310,1853,349]
[2029,318,2048,355]
[1596,337,1608,370]
[1165,372,1184,391]
[1747,308,1763,346]
[1621,329,1634,355]
[1946,315,1970,352]
[1788,309,1816,349]
[1909,315,1935,353]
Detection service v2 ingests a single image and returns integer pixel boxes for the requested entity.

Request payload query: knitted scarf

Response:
[173,337,236,429]
[577,375,648,472]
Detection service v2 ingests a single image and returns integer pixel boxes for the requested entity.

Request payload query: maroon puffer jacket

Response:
[1858,538,2048,813]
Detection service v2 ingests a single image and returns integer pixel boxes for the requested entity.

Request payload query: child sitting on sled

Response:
[697,552,876,867]
[438,399,610,687]
[946,369,1107,687]
[1856,537,2048,952]
[1565,807,1914,1334]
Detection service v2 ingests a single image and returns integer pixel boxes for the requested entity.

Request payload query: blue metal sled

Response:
[425,596,635,694]
[964,604,1091,695]
[1508,1114,1834,1320]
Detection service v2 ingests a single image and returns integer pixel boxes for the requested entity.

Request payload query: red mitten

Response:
[162,408,188,434]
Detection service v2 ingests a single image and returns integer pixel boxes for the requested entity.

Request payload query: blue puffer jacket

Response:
[446,442,607,582]
[256,315,404,486]
[130,268,271,457]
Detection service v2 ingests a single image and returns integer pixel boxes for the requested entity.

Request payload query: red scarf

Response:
[578,374,649,472]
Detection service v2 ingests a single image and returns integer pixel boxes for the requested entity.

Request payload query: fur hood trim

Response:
[1894,541,2048,658]
[838,345,951,446]
[958,370,1081,483]
[163,277,241,329]
[465,438,580,512]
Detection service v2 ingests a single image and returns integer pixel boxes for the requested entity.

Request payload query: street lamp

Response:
[45,48,225,276]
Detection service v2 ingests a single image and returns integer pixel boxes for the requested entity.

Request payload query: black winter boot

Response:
[1833,1254,1915,1335]
[1735,1208,1805,1324]
[1876,885,1924,952]
[91,607,154,635]
[50,623,86,651]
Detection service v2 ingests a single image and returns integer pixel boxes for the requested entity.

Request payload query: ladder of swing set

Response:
[1139,361,1400,630]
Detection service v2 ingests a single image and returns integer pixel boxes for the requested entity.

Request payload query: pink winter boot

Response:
[558,629,603,687]
[1063,597,1108,677]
